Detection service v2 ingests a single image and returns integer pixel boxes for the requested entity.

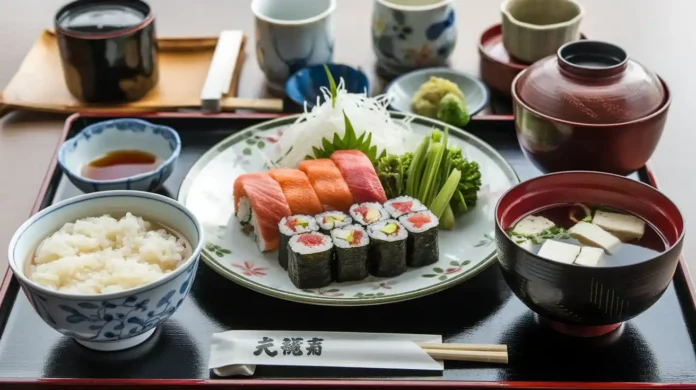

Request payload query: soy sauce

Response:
[82,150,161,181]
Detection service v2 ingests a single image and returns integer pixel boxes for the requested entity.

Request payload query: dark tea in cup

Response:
[55,0,159,103]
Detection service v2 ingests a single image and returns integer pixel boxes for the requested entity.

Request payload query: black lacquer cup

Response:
[55,0,159,103]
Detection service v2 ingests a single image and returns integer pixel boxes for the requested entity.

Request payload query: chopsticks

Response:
[417,343,508,364]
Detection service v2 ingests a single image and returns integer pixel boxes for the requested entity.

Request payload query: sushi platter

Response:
[0,112,695,389]
[177,108,518,305]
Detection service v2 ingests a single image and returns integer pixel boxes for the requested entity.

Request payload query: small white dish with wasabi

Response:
[384,68,489,127]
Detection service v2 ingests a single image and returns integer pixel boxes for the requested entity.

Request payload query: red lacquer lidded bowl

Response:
[512,40,671,175]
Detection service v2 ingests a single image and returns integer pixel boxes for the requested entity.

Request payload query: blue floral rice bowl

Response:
[57,118,181,193]
[7,190,204,351]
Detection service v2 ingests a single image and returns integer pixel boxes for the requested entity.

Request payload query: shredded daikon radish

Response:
[275,78,420,168]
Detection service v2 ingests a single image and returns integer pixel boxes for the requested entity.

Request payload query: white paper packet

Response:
[209,330,443,377]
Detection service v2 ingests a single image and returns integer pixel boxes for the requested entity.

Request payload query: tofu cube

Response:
[592,210,646,242]
[568,221,622,254]
[574,246,605,267]
[516,239,534,252]
[512,215,555,236]
[536,240,581,264]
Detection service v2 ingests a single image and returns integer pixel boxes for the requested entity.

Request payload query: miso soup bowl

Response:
[7,190,204,351]
[495,171,685,337]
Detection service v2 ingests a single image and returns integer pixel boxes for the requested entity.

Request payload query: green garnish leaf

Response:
[307,111,385,163]
[324,64,337,108]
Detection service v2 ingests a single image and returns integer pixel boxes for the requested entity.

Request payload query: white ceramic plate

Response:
[178,113,518,306]
[385,67,489,116]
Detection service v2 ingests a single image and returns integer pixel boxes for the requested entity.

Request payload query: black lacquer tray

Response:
[1,113,695,390]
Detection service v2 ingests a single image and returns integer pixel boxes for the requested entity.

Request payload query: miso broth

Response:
[508,204,666,267]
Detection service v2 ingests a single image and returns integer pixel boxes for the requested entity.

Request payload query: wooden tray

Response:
[0,112,695,389]
[0,30,283,116]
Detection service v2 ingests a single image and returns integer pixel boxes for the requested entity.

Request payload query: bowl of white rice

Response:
[7,190,204,352]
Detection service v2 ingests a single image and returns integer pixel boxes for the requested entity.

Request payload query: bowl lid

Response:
[514,41,666,124]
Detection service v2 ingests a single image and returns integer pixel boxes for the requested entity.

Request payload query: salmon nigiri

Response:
[330,150,387,204]
[268,169,323,215]
[298,159,354,212]
[233,172,292,252]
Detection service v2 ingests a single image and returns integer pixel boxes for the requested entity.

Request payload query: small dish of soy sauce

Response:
[57,118,181,193]
[54,0,159,103]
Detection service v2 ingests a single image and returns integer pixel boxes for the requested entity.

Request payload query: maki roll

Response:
[367,219,408,277]
[399,210,439,267]
[384,196,427,219]
[315,211,352,234]
[287,232,334,289]
[278,215,319,269]
[349,202,388,227]
[331,224,370,282]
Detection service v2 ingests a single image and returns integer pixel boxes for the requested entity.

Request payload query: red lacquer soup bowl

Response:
[494,172,685,336]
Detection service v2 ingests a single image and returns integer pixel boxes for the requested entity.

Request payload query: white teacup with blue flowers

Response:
[372,0,457,74]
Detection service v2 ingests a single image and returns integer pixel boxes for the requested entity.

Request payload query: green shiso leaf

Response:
[307,111,385,163]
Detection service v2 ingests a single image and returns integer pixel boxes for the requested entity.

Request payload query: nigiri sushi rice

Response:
[349,202,388,227]
[278,215,320,269]
[384,196,428,219]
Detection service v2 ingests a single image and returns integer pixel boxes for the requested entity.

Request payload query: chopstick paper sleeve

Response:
[208,330,443,376]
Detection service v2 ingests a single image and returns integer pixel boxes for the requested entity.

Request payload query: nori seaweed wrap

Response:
[287,232,334,289]
[399,210,439,267]
[330,224,370,282]
[278,215,319,269]
[366,219,408,277]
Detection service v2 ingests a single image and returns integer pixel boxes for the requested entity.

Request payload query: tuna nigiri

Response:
[268,169,323,216]
[330,150,387,204]
[298,159,354,212]
[233,172,292,252]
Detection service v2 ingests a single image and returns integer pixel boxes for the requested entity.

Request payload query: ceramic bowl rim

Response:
[57,118,182,185]
[500,0,584,30]
[511,69,672,127]
[383,66,490,116]
[285,63,370,108]
[478,26,528,71]
[7,190,204,300]
[494,170,686,270]
[54,0,155,40]
[376,0,453,12]
[251,0,336,26]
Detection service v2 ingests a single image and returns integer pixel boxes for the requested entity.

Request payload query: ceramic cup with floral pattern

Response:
[372,0,457,76]
[252,0,336,91]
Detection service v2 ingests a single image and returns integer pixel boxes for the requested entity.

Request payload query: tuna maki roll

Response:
[278,215,319,269]
[367,219,408,277]
[384,196,427,219]
[287,232,334,289]
[349,202,388,227]
[399,210,439,267]
[315,211,352,234]
[331,224,370,282]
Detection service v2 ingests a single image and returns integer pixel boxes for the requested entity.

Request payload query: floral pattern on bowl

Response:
[372,0,457,74]
[178,113,519,306]
[8,190,204,351]
[57,118,181,193]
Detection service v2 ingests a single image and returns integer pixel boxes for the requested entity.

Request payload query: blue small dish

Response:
[285,64,369,108]
[57,118,181,193]
[384,67,490,118]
